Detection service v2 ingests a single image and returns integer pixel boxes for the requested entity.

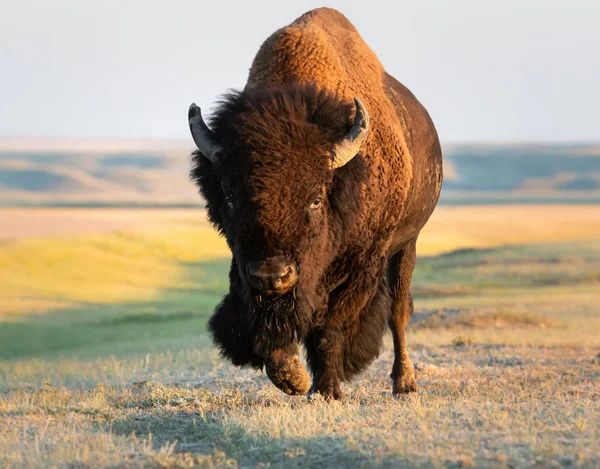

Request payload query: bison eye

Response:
[310,197,323,210]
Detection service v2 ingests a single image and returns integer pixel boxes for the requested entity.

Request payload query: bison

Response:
[188,7,442,399]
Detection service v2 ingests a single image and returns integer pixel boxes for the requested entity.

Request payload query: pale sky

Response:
[1,0,598,143]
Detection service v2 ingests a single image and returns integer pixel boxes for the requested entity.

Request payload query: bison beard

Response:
[246,291,311,356]
[208,267,322,367]
[209,285,319,396]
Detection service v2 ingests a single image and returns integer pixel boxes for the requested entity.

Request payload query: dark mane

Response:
[208,84,355,152]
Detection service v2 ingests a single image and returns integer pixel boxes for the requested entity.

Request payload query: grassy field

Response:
[0,206,599,468]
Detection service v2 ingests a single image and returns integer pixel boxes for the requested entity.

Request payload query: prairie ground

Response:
[0,206,599,468]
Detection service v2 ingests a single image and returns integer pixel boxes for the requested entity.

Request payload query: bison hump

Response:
[246,7,384,103]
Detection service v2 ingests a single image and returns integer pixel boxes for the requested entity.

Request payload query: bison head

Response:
[189,85,369,350]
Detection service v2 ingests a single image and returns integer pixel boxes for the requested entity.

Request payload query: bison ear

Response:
[188,103,223,164]
[330,98,370,169]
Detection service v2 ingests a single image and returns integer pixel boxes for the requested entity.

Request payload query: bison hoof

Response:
[265,354,310,396]
[393,377,418,395]
[307,375,343,401]
[392,368,418,395]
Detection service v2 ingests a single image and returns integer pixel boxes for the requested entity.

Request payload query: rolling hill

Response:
[1,139,599,206]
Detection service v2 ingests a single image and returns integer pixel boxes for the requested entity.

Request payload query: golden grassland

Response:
[419,204,600,254]
[0,206,599,468]
[1,205,599,317]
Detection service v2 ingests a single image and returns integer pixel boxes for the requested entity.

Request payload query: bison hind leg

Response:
[387,239,418,395]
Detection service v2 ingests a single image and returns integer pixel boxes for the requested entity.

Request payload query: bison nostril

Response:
[281,267,292,281]
[247,259,297,293]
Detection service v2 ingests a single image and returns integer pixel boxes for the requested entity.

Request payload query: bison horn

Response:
[331,98,370,169]
[188,103,222,164]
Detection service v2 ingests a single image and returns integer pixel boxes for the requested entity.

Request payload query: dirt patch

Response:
[412,286,475,298]
[411,308,558,330]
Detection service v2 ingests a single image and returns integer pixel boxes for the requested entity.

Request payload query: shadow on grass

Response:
[0,259,231,361]
[111,408,426,469]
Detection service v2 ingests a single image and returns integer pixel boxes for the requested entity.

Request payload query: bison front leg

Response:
[304,329,344,400]
[264,348,311,396]
[387,239,418,395]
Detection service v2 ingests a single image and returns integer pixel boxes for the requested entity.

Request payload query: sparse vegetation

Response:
[1,207,599,467]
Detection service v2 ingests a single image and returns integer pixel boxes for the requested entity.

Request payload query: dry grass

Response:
[0,206,599,468]
[1,340,598,468]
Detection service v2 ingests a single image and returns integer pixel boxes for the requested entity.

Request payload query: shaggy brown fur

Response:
[191,8,442,399]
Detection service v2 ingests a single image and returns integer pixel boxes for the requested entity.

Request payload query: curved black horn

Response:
[331,98,370,169]
[188,103,222,164]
